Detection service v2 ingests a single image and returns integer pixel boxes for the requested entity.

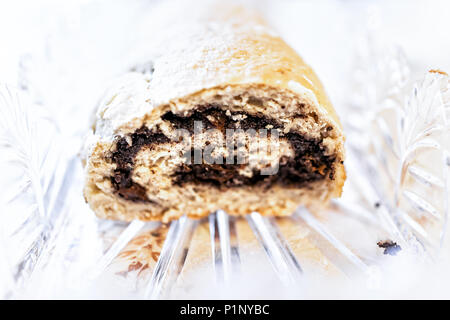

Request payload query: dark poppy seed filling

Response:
[161,105,280,133]
[110,106,336,202]
[173,132,335,188]
[111,128,169,202]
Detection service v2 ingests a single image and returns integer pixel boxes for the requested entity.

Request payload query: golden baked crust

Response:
[82,1,346,222]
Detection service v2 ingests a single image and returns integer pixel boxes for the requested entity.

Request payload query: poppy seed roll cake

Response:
[82,3,346,222]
